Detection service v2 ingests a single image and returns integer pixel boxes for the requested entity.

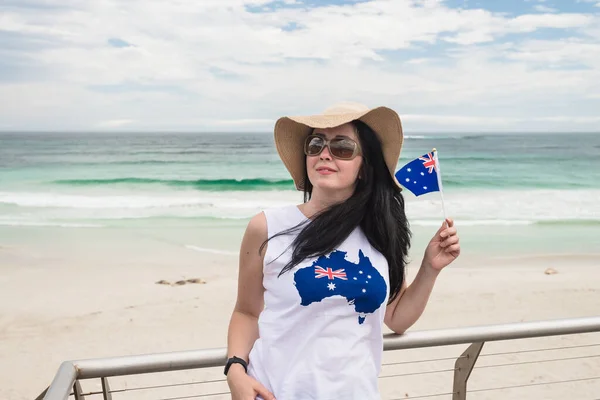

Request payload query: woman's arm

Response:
[384,263,439,334]
[227,212,266,361]
[384,218,460,334]
[226,212,275,400]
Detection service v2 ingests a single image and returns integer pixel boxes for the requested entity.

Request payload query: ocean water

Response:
[0,132,599,256]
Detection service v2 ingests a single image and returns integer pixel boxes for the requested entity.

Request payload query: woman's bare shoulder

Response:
[245,211,267,237]
[240,212,268,257]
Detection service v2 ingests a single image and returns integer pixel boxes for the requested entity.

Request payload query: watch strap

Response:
[224,356,248,376]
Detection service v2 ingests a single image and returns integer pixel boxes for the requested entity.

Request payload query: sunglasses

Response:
[303,134,362,160]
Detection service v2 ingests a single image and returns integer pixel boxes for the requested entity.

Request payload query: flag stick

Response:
[433,148,448,224]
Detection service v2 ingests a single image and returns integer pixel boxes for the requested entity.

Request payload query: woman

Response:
[225,102,460,400]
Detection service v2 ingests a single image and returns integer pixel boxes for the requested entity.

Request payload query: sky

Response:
[1,0,599,133]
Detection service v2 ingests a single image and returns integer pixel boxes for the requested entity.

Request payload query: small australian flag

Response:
[395,150,441,196]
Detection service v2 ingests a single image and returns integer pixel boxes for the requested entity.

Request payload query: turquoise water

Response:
[0,132,599,229]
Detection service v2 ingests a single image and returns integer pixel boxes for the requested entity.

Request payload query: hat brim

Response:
[274,106,404,191]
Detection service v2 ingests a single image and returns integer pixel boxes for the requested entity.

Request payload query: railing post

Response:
[73,381,85,400]
[452,342,484,400]
[101,377,113,400]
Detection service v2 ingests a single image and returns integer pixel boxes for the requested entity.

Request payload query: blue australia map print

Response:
[293,250,387,324]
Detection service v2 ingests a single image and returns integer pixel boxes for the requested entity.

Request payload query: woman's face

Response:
[305,123,363,195]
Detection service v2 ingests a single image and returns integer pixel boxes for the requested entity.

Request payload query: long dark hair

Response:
[261,120,411,304]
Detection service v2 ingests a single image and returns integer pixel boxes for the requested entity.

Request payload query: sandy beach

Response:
[1,223,599,400]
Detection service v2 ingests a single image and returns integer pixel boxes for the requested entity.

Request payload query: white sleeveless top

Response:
[247,205,390,400]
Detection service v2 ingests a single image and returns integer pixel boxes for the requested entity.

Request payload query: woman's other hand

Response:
[422,218,460,271]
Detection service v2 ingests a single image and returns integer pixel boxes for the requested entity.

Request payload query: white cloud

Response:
[504,38,600,66]
[0,0,599,132]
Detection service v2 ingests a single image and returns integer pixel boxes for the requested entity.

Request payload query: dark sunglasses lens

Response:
[306,136,325,155]
[330,139,357,159]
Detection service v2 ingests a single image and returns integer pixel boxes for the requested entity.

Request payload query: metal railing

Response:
[38,316,600,400]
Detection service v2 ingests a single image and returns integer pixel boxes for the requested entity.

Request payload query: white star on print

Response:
[327,283,336,291]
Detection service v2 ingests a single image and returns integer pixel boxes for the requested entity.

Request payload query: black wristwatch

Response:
[224,356,248,376]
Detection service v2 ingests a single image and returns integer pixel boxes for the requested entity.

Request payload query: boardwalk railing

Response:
[38,316,600,400]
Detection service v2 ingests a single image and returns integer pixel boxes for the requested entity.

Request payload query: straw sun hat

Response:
[274,102,404,191]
